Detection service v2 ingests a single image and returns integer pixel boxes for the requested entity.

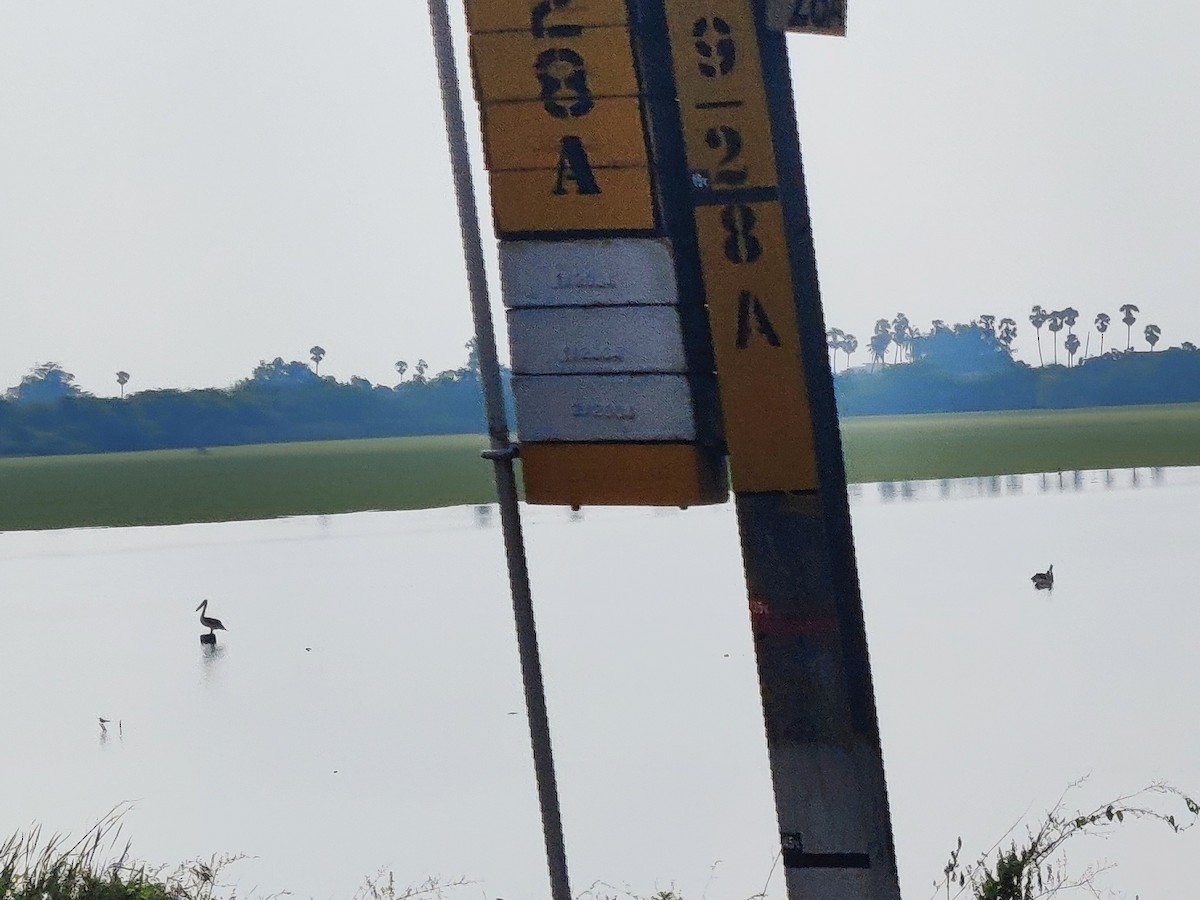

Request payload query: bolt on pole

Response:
[424,3,571,899]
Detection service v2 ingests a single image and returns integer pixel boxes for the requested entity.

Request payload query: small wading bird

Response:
[196,599,228,635]
[1031,565,1054,591]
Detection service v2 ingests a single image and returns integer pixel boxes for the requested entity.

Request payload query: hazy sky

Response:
[2,1,1197,396]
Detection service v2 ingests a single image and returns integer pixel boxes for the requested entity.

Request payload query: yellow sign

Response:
[663,0,768,113]
[663,0,778,192]
[466,0,630,35]
[520,442,728,506]
[489,166,655,233]
[694,201,817,490]
[480,97,648,171]
[470,27,639,105]
[665,0,819,492]
[679,104,777,192]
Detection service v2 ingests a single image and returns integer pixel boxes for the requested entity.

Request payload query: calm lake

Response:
[2,467,1198,900]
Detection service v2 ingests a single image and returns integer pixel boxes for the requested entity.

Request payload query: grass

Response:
[1,403,1198,531]
[0,435,495,531]
[0,807,471,900]
[838,402,1200,483]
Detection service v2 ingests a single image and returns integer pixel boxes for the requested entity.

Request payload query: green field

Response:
[1,403,1198,531]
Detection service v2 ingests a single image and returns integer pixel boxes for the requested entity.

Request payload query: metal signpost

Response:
[436,0,900,898]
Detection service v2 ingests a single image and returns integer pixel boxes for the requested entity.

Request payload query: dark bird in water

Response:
[1031,565,1054,590]
[196,599,228,635]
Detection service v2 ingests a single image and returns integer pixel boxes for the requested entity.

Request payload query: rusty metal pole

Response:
[425,3,571,899]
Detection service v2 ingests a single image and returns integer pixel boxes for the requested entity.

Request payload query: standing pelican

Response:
[1031,565,1054,590]
[196,599,228,635]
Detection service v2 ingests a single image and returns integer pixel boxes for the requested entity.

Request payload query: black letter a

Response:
[735,291,781,348]
[553,136,600,196]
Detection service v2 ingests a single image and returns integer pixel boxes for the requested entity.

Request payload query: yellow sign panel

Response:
[678,103,777,192]
[480,97,648,171]
[470,27,639,105]
[466,0,629,35]
[520,442,728,506]
[663,0,768,113]
[694,200,817,491]
[489,166,655,233]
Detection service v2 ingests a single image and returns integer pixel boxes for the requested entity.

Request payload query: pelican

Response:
[196,599,228,635]
[1031,565,1054,590]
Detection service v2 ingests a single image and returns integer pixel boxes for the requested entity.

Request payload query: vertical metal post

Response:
[735,6,902,899]
[425,3,571,899]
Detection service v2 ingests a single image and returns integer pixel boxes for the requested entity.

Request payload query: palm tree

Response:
[891,313,911,363]
[310,345,326,375]
[868,323,891,373]
[843,334,858,370]
[414,359,429,382]
[1144,323,1161,350]
[826,328,845,372]
[1029,305,1048,365]
[1061,307,1080,357]
[116,371,130,398]
[1119,304,1139,350]
[1065,332,1080,366]
[979,314,996,336]
[998,318,1017,350]
[1094,313,1111,356]
[394,360,408,382]
[1045,311,1064,365]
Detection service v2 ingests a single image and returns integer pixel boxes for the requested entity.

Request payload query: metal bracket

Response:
[481,444,521,462]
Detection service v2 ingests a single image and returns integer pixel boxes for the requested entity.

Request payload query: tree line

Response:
[829,316,1200,416]
[0,342,505,457]
[827,305,1177,373]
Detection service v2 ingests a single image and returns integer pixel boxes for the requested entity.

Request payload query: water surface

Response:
[1,468,1196,899]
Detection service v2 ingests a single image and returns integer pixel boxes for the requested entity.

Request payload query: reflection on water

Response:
[866,467,1181,504]
[200,641,226,681]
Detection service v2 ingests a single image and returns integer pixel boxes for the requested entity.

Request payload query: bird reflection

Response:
[200,642,227,680]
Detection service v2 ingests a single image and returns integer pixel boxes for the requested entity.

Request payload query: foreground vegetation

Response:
[1,403,1198,531]
[4,782,1196,900]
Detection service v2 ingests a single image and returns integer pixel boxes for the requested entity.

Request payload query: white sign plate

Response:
[508,306,687,376]
[500,238,678,308]
[512,374,697,442]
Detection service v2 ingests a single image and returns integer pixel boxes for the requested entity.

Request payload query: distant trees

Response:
[998,318,1017,350]
[1065,332,1080,366]
[826,327,846,372]
[1095,313,1111,355]
[7,363,85,405]
[394,360,408,382]
[869,320,892,372]
[1120,304,1140,350]
[891,312,912,363]
[842,333,858,370]
[116,371,130,398]
[1145,323,1161,350]
[309,345,326,375]
[0,341,493,457]
[414,359,429,383]
[1046,311,1064,365]
[1029,306,1048,366]
[825,329,860,373]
